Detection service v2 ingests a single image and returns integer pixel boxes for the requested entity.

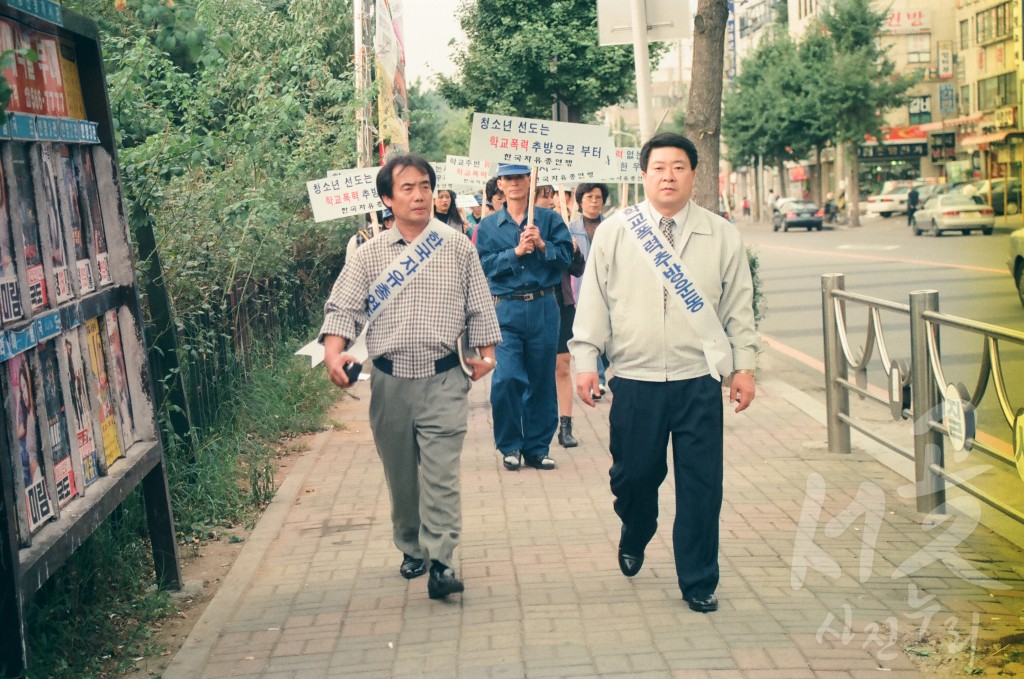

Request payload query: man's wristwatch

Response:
[482,357,497,368]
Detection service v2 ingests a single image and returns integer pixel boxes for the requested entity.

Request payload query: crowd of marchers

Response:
[316,133,759,614]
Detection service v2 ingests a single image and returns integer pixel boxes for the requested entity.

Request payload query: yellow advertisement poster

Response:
[86,318,122,467]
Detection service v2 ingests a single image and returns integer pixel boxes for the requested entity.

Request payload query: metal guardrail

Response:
[821,274,1024,524]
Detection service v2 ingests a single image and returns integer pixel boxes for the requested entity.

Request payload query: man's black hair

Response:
[639,132,699,172]
[574,182,609,206]
[376,154,436,200]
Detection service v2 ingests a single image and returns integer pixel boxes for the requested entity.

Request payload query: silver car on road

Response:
[912,194,994,236]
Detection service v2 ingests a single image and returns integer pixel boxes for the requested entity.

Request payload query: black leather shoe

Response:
[684,593,719,613]
[617,547,644,577]
[427,562,464,599]
[523,455,555,470]
[502,451,521,470]
[399,554,426,579]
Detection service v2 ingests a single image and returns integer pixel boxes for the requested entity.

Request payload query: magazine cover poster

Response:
[7,352,55,532]
[38,146,73,301]
[85,317,122,467]
[0,160,25,323]
[39,340,78,506]
[59,146,94,294]
[9,143,49,310]
[33,30,68,119]
[78,149,111,287]
[63,332,100,485]
[14,23,46,115]
[104,309,136,447]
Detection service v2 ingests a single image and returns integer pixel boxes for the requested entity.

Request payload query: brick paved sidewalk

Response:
[164,371,1024,679]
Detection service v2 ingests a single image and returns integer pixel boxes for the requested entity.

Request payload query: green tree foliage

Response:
[438,0,658,122]
[820,0,916,147]
[408,80,471,160]
[721,35,805,170]
[63,0,358,356]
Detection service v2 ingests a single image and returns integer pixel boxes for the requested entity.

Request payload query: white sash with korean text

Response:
[296,220,452,366]
[621,204,733,381]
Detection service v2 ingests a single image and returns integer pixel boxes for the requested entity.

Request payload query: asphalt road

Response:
[737,212,1024,450]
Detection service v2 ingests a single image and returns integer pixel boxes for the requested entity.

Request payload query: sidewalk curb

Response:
[163,427,335,679]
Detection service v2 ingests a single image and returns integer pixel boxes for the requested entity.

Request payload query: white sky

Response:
[402,0,465,88]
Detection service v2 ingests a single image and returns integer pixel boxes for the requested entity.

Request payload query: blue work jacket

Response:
[475,206,574,296]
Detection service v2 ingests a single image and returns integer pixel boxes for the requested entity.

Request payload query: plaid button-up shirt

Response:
[319,221,502,379]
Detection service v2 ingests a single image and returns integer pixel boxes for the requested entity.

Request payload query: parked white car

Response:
[866,185,912,217]
[913,194,994,236]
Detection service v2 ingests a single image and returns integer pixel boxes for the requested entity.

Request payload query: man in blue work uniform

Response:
[476,164,574,471]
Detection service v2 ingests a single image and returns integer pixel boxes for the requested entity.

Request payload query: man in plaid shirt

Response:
[319,154,502,599]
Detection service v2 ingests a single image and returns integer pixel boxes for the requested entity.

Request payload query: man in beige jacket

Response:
[570,132,758,613]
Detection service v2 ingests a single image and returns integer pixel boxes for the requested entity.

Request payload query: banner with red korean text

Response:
[469,113,615,176]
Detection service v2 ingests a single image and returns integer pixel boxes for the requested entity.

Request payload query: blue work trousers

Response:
[490,295,559,460]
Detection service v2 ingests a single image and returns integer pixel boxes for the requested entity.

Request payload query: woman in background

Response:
[434,189,466,234]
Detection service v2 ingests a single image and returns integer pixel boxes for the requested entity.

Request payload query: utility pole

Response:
[629,0,654,143]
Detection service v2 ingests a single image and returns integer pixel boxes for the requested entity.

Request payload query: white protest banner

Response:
[455,193,480,209]
[538,167,603,186]
[607,147,643,183]
[307,168,385,223]
[469,112,614,174]
[445,155,495,191]
[431,162,451,191]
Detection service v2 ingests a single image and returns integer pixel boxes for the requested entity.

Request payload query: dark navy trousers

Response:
[490,295,560,460]
[607,375,724,598]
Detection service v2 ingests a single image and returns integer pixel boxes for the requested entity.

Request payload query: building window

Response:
[960,85,970,115]
[909,96,931,124]
[959,20,969,49]
[977,72,1015,111]
[907,34,930,64]
[976,2,1011,44]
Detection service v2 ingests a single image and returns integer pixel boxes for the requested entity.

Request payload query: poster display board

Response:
[0,4,180,674]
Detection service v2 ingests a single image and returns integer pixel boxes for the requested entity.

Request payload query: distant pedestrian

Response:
[907,186,920,227]
[320,154,502,599]
[571,133,758,614]
[476,164,574,471]
[741,197,750,218]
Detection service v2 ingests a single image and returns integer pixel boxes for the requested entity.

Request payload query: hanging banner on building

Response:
[938,84,956,116]
[469,112,615,174]
[306,168,385,222]
[375,0,409,154]
[937,41,953,79]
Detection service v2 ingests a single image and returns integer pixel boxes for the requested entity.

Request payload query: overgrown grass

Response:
[24,332,338,678]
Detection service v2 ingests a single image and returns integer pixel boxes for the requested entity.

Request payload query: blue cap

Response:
[382,207,393,220]
[496,163,531,177]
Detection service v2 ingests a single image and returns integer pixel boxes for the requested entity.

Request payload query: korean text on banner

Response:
[469,113,615,174]
[307,168,385,223]
[445,155,495,191]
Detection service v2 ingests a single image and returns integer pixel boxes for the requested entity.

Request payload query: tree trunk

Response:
[847,148,861,227]
[684,0,729,213]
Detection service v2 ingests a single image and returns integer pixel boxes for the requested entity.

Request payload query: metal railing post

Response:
[821,274,851,453]
[909,289,945,513]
